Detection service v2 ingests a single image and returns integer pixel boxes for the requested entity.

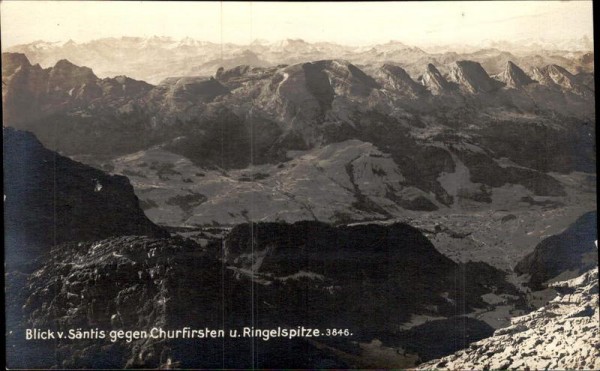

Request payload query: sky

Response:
[0,1,594,48]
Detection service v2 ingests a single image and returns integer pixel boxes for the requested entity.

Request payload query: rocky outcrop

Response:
[6,221,520,369]
[544,64,581,90]
[2,52,33,75]
[152,76,229,115]
[99,75,154,100]
[2,53,153,125]
[515,211,597,290]
[531,64,593,97]
[47,59,98,90]
[7,236,287,369]
[3,128,168,270]
[531,65,556,86]
[377,64,427,98]
[2,52,49,123]
[419,268,600,370]
[252,59,382,136]
[221,222,520,331]
[496,60,536,88]
[448,60,504,93]
[419,63,453,94]
[2,55,594,224]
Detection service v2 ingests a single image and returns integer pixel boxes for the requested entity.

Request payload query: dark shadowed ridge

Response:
[3,127,169,270]
[515,211,598,290]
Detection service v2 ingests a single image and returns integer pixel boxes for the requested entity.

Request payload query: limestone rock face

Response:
[420,63,453,94]
[419,268,600,371]
[448,60,504,93]
[496,60,536,88]
[531,64,593,97]
[377,64,427,98]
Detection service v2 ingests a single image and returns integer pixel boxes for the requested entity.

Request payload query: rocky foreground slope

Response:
[419,268,600,370]
[7,220,524,369]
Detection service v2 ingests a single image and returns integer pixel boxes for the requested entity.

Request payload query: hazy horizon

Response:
[1,1,594,50]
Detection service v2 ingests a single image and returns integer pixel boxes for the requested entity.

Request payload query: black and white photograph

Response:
[3,1,597,369]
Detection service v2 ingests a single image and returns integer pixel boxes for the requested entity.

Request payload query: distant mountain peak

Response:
[379,64,427,97]
[2,52,32,75]
[52,59,97,79]
[545,64,574,78]
[543,64,587,93]
[497,60,535,88]
[421,63,452,94]
[54,58,78,69]
[449,60,504,93]
[531,64,590,95]
[281,38,307,47]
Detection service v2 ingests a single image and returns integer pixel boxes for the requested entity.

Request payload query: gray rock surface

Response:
[419,268,600,370]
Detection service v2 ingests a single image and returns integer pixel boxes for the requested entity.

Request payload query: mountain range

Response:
[5,37,594,84]
[2,36,597,368]
[2,51,594,228]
